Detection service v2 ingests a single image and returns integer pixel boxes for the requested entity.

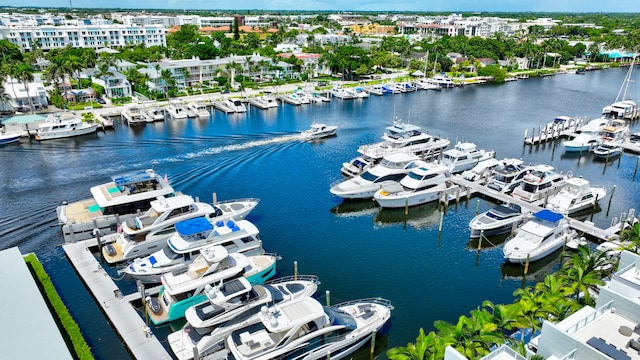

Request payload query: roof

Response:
[175,217,214,237]
[533,209,563,223]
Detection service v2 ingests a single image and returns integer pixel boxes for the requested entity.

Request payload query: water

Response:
[1,68,639,359]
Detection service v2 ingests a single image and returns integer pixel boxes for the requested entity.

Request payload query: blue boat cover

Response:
[533,209,563,223]
[175,217,213,236]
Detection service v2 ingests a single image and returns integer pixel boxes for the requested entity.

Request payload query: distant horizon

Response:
[1,0,640,13]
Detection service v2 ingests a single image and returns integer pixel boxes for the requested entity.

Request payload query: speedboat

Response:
[340,118,450,177]
[511,164,567,203]
[0,129,21,145]
[213,296,393,360]
[168,275,321,360]
[187,101,211,118]
[145,244,277,325]
[56,169,176,242]
[469,203,528,239]
[301,123,337,140]
[592,142,623,160]
[166,100,189,120]
[502,209,583,263]
[143,107,165,122]
[331,152,420,200]
[562,118,609,152]
[121,105,146,126]
[486,158,531,194]
[121,218,265,280]
[101,196,259,264]
[545,177,606,214]
[433,141,496,174]
[35,113,99,140]
[373,162,451,208]
[232,99,247,113]
[248,95,278,110]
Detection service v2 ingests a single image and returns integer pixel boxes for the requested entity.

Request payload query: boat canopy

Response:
[113,169,158,186]
[533,209,563,223]
[175,217,214,236]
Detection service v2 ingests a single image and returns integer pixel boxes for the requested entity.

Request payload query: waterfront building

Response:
[89,68,132,99]
[3,76,48,113]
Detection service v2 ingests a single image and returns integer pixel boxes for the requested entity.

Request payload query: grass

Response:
[23,253,93,360]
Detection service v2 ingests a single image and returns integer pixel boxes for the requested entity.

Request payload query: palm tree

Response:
[482,300,519,335]
[44,60,73,90]
[435,310,503,360]
[562,246,615,303]
[14,63,35,113]
[160,69,174,99]
[387,328,447,360]
[0,83,11,112]
[619,220,640,253]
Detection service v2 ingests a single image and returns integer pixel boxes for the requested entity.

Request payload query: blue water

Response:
[1,67,639,359]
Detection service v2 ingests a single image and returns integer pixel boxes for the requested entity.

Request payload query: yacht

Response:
[511,164,567,203]
[214,296,393,360]
[363,85,384,96]
[143,106,165,122]
[168,275,321,360]
[503,210,584,263]
[562,118,609,152]
[293,90,312,104]
[592,142,623,160]
[461,158,502,182]
[121,105,146,126]
[486,159,532,194]
[166,100,189,120]
[599,119,630,143]
[187,101,211,118]
[34,113,98,141]
[331,87,356,100]
[330,152,420,200]
[545,177,606,214]
[301,123,338,140]
[433,141,496,174]
[353,87,370,98]
[145,244,277,325]
[121,217,264,283]
[602,99,638,120]
[341,119,450,177]
[469,203,528,239]
[414,78,441,90]
[247,95,278,110]
[56,169,175,242]
[101,196,259,264]
[215,99,241,113]
[430,73,455,88]
[373,162,452,208]
[233,99,247,112]
[310,92,330,102]
[0,129,21,145]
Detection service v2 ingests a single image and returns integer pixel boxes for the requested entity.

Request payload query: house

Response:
[3,76,48,113]
[61,88,96,103]
[90,68,132,99]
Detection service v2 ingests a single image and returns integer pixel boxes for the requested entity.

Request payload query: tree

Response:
[561,246,611,305]
[160,69,175,99]
[619,220,640,253]
[434,310,503,359]
[233,17,240,41]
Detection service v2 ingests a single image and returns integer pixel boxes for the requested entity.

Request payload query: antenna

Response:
[69,0,72,10]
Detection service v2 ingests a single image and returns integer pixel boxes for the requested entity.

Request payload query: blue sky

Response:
[2,0,640,12]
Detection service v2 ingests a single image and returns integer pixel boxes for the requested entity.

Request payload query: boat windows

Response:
[375,174,407,183]
[360,171,378,182]
[415,183,440,192]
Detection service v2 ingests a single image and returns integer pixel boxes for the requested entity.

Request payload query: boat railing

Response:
[265,274,320,286]
[332,297,394,311]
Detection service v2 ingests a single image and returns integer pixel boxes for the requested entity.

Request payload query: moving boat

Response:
[486,158,531,194]
[166,100,189,120]
[34,113,99,141]
[168,275,321,360]
[121,105,146,126]
[121,218,265,281]
[213,296,393,360]
[331,152,420,200]
[340,118,450,177]
[301,123,337,140]
[502,209,583,263]
[373,162,452,208]
[545,177,606,214]
[433,141,496,174]
[187,101,211,118]
[145,244,277,325]
[101,196,259,264]
[247,95,278,110]
[511,164,567,203]
[56,169,175,242]
[469,203,528,239]
[592,142,623,160]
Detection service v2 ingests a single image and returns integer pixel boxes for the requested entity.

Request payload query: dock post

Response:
[94,228,103,261]
[477,230,483,250]
[524,129,528,141]
[370,330,377,359]
[438,211,444,233]
[325,290,330,306]
[524,254,530,275]
[475,199,480,215]
[193,347,200,360]
[593,193,599,210]
[607,185,616,215]
[634,156,639,180]
[212,192,218,205]
[405,197,409,216]
[137,280,148,325]
[293,261,298,280]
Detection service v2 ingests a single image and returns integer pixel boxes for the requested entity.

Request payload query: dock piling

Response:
[477,230,484,250]
[325,290,330,306]
[634,156,639,180]
[212,192,218,205]
[606,185,616,215]
[438,211,444,233]
[475,199,480,215]
[293,261,298,280]
[524,254,530,275]
[370,330,377,359]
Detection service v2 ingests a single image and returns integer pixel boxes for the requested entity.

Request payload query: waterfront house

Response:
[89,68,132,99]
[3,76,48,113]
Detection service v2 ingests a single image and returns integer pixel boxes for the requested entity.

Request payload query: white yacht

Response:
[331,87,356,99]
[461,158,502,182]
[247,95,278,110]
[433,141,496,174]
[187,101,211,118]
[562,118,609,152]
[503,210,583,263]
[592,142,623,159]
[414,78,440,90]
[373,162,452,208]
[56,169,175,242]
[430,73,455,88]
[214,99,240,113]
[511,164,567,203]
[214,296,393,360]
[277,93,303,105]
[101,196,259,264]
[166,100,189,120]
[599,119,630,143]
[486,158,531,194]
[143,106,165,122]
[121,105,146,126]
[301,123,338,140]
[168,275,321,360]
[353,87,370,98]
[469,203,528,239]
[545,177,606,214]
[331,152,420,200]
[602,99,638,120]
[34,113,98,141]
[341,118,450,177]
[232,99,247,112]
[363,84,384,95]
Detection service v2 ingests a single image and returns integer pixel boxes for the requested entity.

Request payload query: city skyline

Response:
[2,0,640,13]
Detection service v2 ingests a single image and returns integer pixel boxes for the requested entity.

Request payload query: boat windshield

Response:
[161,243,182,260]
[360,171,380,182]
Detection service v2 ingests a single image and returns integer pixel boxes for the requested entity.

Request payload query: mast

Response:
[615,56,635,102]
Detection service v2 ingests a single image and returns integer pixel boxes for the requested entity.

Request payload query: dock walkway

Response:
[63,241,171,360]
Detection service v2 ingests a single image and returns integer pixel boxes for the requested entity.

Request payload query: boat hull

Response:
[374,188,442,208]
[35,123,98,140]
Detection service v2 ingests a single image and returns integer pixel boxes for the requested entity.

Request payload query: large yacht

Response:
[121,105,146,126]
[187,101,211,118]
[562,118,609,153]
[432,141,496,174]
[511,164,567,203]
[166,100,189,120]
[545,177,606,214]
[34,113,99,141]
[247,95,278,110]
[486,158,533,194]
[373,162,452,208]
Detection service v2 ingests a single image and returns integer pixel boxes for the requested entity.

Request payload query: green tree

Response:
[561,246,611,305]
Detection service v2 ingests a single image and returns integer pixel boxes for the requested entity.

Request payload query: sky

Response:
[2,0,640,12]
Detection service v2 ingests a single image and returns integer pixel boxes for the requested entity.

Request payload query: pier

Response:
[523,116,584,145]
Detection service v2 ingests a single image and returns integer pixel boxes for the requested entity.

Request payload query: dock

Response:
[63,240,171,360]
[523,116,584,145]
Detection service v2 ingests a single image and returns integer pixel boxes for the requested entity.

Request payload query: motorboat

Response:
[511,164,567,203]
[503,209,584,263]
[461,157,502,182]
[101,196,259,264]
[56,169,176,242]
[486,158,531,194]
[433,141,496,174]
[214,296,393,360]
[397,82,417,92]
[599,119,630,143]
[330,152,420,200]
[34,113,98,141]
[414,78,440,90]
[143,106,165,122]
[430,73,455,88]
[120,217,264,278]
[215,99,243,113]
[545,177,606,214]
[166,100,189,120]
[373,162,452,208]
[469,203,528,239]
[247,95,278,110]
[340,118,450,177]
[592,142,623,160]
[168,275,321,360]
[293,90,312,104]
[232,99,247,113]
[353,87,370,98]
[310,92,330,102]
[331,87,356,100]
[0,128,21,145]
[121,105,146,126]
[602,100,638,120]
[145,244,277,325]
[301,123,337,140]
[363,85,384,96]
[562,118,609,152]
[187,101,211,118]
[381,83,403,94]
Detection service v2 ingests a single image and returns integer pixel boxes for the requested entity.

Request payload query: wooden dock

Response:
[63,240,172,360]
[523,117,584,145]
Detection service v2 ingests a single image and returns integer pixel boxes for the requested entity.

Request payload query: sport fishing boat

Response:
[432,141,496,174]
[301,123,338,140]
[166,99,189,120]
[511,164,567,203]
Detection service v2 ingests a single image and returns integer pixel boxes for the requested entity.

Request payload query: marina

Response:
[3,67,640,360]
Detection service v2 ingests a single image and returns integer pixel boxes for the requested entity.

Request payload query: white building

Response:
[3,76,48,113]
